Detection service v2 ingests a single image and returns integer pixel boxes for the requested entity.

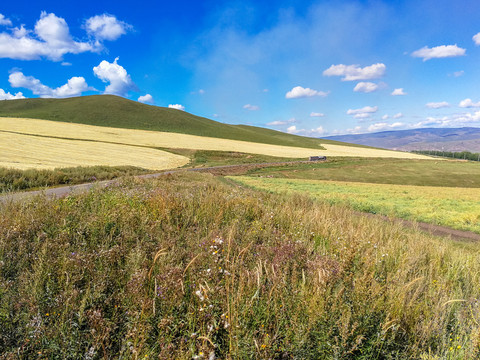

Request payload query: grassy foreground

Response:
[1,173,480,359]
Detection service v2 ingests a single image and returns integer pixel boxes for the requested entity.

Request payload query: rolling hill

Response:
[324,127,480,152]
[0,95,327,150]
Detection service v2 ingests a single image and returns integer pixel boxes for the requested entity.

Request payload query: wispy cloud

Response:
[347,106,378,119]
[411,45,466,61]
[323,63,386,81]
[285,86,328,99]
[310,112,325,117]
[243,104,260,111]
[425,101,449,109]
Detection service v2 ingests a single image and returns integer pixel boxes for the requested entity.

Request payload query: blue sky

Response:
[1,0,480,136]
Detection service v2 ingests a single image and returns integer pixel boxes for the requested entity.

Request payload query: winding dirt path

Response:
[1,161,479,242]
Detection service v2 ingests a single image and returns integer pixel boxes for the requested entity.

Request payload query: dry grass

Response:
[0,117,430,164]
[0,131,189,170]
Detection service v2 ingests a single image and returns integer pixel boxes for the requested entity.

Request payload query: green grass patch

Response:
[232,176,480,233]
[245,157,480,187]
[1,173,479,358]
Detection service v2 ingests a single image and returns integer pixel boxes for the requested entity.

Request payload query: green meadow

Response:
[1,173,480,359]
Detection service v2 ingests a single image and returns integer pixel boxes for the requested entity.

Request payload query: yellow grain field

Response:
[0,118,430,163]
[0,131,189,170]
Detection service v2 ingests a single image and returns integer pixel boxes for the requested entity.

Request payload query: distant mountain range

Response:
[324,127,480,153]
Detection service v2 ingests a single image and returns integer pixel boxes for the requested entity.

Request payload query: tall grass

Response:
[1,173,479,359]
[0,165,148,192]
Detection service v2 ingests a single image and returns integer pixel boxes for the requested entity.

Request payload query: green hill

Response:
[0,95,327,150]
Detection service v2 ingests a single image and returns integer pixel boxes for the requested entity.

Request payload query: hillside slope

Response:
[324,127,480,152]
[0,95,326,150]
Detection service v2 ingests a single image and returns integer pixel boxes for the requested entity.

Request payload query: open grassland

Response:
[1,173,480,359]
[232,176,480,234]
[0,95,327,149]
[0,118,429,169]
[246,157,480,187]
[0,131,189,170]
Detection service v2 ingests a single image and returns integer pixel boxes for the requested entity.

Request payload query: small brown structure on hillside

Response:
[309,156,327,161]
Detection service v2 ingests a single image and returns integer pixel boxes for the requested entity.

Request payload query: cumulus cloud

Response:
[168,104,185,111]
[426,101,449,109]
[0,14,12,26]
[310,112,325,117]
[353,82,378,93]
[286,125,325,136]
[393,112,403,119]
[367,122,405,132]
[411,45,466,61]
[0,88,25,100]
[0,12,129,61]
[413,112,480,128]
[138,94,154,104]
[285,86,328,99]
[85,14,131,41]
[473,33,480,46]
[459,98,480,108]
[391,88,406,96]
[323,63,386,81]
[243,104,260,111]
[93,57,135,96]
[9,71,91,98]
[0,12,98,61]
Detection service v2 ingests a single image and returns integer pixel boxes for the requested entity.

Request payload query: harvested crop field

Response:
[0,118,430,165]
[0,131,189,170]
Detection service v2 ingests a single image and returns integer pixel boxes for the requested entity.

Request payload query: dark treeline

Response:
[412,150,480,161]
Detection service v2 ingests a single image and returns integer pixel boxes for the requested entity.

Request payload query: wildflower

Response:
[457,345,461,349]
[261,344,266,349]
[195,290,205,302]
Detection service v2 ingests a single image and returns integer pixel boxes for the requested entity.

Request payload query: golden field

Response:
[0,131,189,170]
[0,117,430,170]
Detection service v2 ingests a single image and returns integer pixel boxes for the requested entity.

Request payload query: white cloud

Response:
[243,104,260,111]
[367,122,405,132]
[459,98,480,108]
[413,112,480,128]
[393,112,403,119]
[391,88,406,96]
[267,118,296,126]
[0,14,12,26]
[353,113,371,119]
[345,126,363,134]
[93,57,135,96]
[382,114,389,120]
[411,45,466,61]
[323,63,386,81]
[285,86,328,99]
[0,12,98,61]
[452,71,464,77]
[473,33,480,46]
[353,82,378,93]
[198,89,205,94]
[168,104,185,111]
[138,94,154,104]
[0,88,25,100]
[347,106,378,115]
[310,112,325,117]
[85,14,131,41]
[425,101,450,109]
[286,125,325,136]
[9,71,91,98]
